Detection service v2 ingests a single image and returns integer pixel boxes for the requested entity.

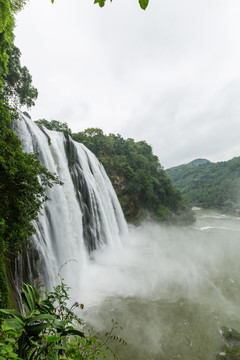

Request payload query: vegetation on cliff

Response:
[72,128,183,221]
[0,0,60,308]
[166,157,240,212]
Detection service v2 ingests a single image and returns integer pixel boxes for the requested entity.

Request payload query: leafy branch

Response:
[50,0,149,10]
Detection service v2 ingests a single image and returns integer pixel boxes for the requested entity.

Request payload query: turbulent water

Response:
[13,116,240,359]
[80,210,240,360]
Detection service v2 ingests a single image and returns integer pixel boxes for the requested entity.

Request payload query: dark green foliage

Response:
[2,44,38,108]
[0,0,28,91]
[167,157,240,211]
[72,128,182,221]
[0,278,123,359]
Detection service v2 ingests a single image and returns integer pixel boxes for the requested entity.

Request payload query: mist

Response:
[76,210,240,359]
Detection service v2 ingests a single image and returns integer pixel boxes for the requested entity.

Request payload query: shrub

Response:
[0,276,124,359]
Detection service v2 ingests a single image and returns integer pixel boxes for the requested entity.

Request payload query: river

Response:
[80,209,240,359]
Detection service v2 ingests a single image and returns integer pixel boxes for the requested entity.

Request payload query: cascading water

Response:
[11,115,127,292]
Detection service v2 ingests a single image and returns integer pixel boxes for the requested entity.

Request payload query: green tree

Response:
[35,119,71,135]
[0,0,27,91]
[2,44,38,108]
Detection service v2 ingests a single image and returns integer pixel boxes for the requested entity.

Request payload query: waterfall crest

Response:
[12,115,127,290]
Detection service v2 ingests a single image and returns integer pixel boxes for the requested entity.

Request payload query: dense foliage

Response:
[2,44,38,108]
[35,119,71,135]
[166,157,240,211]
[0,0,27,91]
[0,276,123,359]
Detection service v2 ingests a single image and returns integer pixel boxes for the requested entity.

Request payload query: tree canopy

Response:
[35,119,71,134]
[2,44,38,108]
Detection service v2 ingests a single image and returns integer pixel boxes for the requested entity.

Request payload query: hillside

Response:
[166,157,240,212]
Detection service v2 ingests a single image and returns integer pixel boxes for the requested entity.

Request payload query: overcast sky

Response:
[14,0,240,168]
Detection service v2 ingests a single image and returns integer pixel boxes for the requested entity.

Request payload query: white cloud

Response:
[14,0,240,167]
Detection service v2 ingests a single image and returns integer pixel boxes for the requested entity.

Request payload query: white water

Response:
[13,117,240,358]
[12,115,127,292]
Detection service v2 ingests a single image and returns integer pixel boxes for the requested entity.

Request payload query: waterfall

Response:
[11,115,128,292]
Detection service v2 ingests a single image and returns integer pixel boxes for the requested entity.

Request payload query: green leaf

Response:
[5,344,13,353]
[139,0,149,10]
[94,0,106,7]
[26,314,55,324]
[4,318,24,334]
[47,336,60,343]
[25,323,49,337]
[62,328,85,338]
[0,309,24,322]
[52,320,65,331]
[21,284,40,313]
[54,345,66,350]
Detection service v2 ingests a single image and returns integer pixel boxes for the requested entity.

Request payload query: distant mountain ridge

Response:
[187,158,211,166]
[167,158,211,171]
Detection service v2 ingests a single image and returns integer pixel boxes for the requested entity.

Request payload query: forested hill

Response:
[166,157,240,211]
[35,120,193,222]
